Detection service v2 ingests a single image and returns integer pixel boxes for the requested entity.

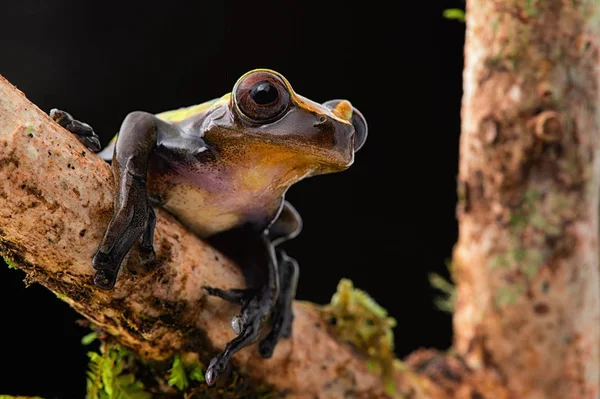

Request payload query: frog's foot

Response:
[204,286,275,386]
[258,251,298,358]
[50,108,102,152]
[92,173,155,290]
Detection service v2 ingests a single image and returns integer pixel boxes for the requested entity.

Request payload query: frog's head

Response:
[205,69,367,174]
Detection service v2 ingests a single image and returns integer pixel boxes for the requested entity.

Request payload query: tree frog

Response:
[50,69,367,386]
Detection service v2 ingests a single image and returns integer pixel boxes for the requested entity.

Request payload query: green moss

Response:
[490,255,511,269]
[428,260,456,313]
[3,254,19,270]
[522,262,539,280]
[83,332,276,399]
[319,278,398,395]
[81,332,99,346]
[85,343,151,399]
[167,353,204,390]
[493,188,571,284]
[510,247,526,262]
[490,246,544,283]
[494,283,523,308]
[188,363,204,383]
[442,8,465,22]
[1,244,20,270]
[524,0,539,16]
[168,354,189,390]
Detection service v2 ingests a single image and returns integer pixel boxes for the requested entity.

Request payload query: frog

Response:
[49,69,367,386]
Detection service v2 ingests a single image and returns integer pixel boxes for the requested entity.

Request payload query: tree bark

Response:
[452,0,600,398]
[0,75,417,398]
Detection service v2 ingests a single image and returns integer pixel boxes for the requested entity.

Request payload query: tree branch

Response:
[0,75,416,398]
[450,0,600,398]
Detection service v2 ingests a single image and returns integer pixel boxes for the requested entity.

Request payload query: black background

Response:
[0,1,465,397]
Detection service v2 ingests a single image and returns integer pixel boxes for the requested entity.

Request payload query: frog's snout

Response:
[323,99,368,152]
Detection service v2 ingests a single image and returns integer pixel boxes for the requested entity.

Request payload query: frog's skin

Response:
[50,69,367,386]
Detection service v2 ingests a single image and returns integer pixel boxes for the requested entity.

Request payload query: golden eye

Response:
[234,71,290,122]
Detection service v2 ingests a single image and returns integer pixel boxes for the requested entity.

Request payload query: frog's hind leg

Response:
[49,109,102,153]
[202,201,301,384]
[258,249,298,358]
[258,201,301,358]
[203,227,279,386]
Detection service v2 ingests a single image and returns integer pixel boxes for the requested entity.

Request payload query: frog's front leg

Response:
[50,109,102,152]
[92,112,206,289]
[203,202,301,385]
[90,111,159,289]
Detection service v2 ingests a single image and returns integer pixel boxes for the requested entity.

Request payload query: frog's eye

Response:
[234,71,290,122]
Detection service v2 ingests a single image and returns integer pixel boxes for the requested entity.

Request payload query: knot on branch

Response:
[533,111,562,142]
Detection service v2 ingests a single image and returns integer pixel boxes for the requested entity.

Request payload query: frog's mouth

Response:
[323,99,368,152]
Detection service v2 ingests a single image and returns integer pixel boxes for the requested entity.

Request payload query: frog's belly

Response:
[158,184,279,238]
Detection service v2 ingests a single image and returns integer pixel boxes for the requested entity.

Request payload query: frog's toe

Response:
[204,290,273,386]
[49,108,102,152]
[231,314,246,335]
[80,135,102,152]
[202,286,254,305]
[205,357,221,386]
[49,108,73,125]
[205,310,265,386]
[93,269,117,290]
[138,245,156,264]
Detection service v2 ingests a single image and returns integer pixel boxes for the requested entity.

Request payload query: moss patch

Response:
[83,331,281,399]
[428,260,456,313]
[85,342,152,399]
[2,254,19,270]
[488,188,578,308]
[319,278,400,396]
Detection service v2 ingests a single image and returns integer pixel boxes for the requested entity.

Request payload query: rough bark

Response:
[0,75,416,398]
[452,0,600,398]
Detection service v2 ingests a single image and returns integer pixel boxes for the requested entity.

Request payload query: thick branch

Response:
[453,1,600,398]
[0,75,414,398]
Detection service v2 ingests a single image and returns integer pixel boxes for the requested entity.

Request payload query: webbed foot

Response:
[50,108,101,152]
[203,285,275,386]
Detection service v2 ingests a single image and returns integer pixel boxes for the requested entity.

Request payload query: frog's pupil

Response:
[250,81,278,105]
